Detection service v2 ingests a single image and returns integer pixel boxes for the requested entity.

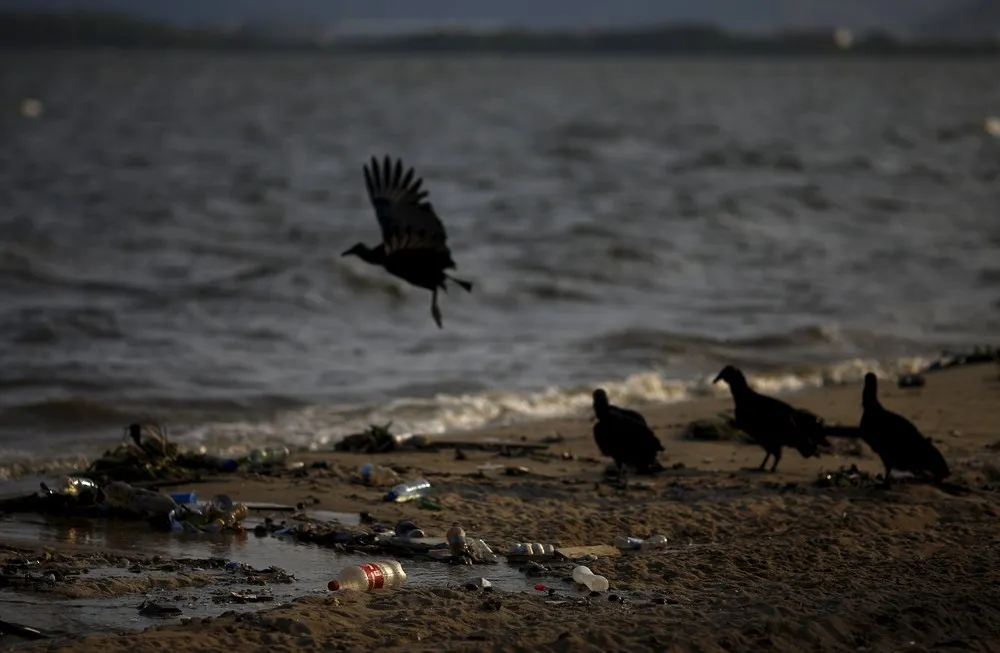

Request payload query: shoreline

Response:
[0,351,953,475]
[1,364,999,651]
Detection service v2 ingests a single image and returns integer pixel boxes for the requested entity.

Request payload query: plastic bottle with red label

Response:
[327,560,407,592]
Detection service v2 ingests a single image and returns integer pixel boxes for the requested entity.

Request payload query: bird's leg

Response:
[430,288,443,328]
[758,452,771,471]
[618,463,629,490]
[770,449,781,473]
[881,464,893,489]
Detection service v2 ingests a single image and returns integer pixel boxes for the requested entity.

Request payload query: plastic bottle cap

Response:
[533,584,545,591]
[328,580,340,591]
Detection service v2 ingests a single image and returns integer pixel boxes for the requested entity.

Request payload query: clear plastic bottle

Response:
[327,560,406,592]
[640,534,668,551]
[359,463,400,487]
[613,536,643,550]
[614,534,668,551]
[572,565,609,592]
[385,479,431,502]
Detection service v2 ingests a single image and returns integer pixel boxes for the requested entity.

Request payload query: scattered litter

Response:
[385,479,431,503]
[328,560,406,592]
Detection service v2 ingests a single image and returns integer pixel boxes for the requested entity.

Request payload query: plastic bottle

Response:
[572,565,609,592]
[359,463,400,487]
[614,535,668,551]
[613,536,643,550]
[640,534,668,551]
[385,479,431,503]
[327,560,406,592]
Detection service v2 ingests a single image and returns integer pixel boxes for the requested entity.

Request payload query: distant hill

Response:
[915,0,1000,40]
[0,0,956,34]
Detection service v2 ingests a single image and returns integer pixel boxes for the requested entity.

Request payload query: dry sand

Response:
[6,365,1000,653]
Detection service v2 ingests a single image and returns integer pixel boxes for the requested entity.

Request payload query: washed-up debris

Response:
[612,535,667,553]
[385,479,431,503]
[814,464,878,488]
[167,494,249,534]
[463,577,492,591]
[86,423,236,484]
[335,423,405,453]
[505,466,531,477]
[216,591,275,604]
[359,463,401,487]
[137,599,182,617]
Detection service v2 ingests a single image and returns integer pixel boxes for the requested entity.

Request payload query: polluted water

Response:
[0,511,550,647]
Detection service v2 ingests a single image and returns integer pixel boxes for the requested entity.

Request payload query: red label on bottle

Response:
[360,563,385,590]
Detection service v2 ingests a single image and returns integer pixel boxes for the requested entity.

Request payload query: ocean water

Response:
[1,51,998,467]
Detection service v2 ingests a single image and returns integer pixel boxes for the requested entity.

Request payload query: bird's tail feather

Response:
[446,275,473,292]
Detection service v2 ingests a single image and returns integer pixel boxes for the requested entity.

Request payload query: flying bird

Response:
[713,365,831,472]
[343,155,472,328]
[592,388,664,488]
[859,373,950,488]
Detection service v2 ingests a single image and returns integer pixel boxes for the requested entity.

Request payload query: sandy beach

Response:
[3,364,1000,653]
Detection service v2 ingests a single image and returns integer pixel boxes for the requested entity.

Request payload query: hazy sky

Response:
[0,0,965,33]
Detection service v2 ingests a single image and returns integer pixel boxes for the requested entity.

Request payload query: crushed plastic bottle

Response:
[102,481,177,517]
[385,479,431,503]
[572,565,609,592]
[327,560,406,592]
[509,543,555,556]
[359,463,400,487]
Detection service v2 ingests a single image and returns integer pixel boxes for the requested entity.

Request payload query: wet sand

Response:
[6,365,1000,653]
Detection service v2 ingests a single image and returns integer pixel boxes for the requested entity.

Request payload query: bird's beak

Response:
[341,248,351,257]
[712,373,723,384]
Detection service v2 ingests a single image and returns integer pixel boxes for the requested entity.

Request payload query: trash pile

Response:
[0,475,251,534]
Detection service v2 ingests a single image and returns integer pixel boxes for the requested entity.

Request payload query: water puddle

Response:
[0,511,544,648]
